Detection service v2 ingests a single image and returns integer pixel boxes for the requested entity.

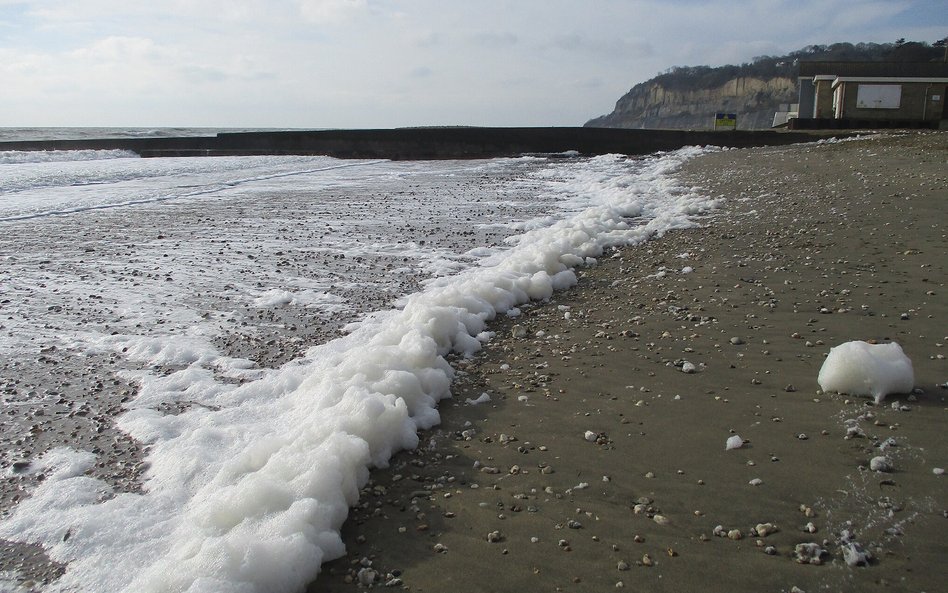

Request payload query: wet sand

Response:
[0,161,535,589]
[310,131,947,592]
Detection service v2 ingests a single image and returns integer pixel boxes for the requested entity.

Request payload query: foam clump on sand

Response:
[817,341,914,404]
[465,392,491,405]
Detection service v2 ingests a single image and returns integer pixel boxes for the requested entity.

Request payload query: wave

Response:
[0,149,139,165]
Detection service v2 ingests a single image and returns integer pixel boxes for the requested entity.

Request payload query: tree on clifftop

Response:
[935,37,948,61]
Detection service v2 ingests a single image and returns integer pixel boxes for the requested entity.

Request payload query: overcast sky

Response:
[1,0,945,128]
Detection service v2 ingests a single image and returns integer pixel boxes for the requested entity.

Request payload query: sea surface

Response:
[0,127,295,143]
[0,128,716,592]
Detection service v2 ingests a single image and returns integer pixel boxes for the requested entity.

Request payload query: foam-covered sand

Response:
[311,131,946,592]
[0,146,720,591]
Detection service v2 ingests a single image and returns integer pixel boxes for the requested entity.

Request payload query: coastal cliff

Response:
[586,40,946,130]
[586,74,797,130]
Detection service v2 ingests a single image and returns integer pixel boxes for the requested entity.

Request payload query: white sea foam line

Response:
[0,146,718,593]
[0,149,139,165]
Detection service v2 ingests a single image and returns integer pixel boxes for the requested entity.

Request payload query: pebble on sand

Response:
[794,542,827,565]
[869,456,893,472]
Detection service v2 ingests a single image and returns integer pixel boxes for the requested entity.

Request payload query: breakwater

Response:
[0,127,825,159]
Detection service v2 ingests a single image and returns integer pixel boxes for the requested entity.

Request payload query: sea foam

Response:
[0,149,138,165]
[0,146,716,592]
[818,341,914,403]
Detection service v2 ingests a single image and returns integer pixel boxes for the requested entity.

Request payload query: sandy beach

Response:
[0,131,943,592]
[310,131,946,593]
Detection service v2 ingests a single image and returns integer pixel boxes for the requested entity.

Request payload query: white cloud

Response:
[412,31,441,47]
[297,0,368,24]
[549,34,653,60]
[825,1,912,30]
[70,35,161,62]
[0,0,941,127]
[408,65,433,78]
[469,31,519,48]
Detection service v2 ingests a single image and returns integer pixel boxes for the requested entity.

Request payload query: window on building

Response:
[856,85,902,109]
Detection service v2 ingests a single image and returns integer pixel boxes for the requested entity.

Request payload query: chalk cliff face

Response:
[586,40,945,130]
[586,75,798,130]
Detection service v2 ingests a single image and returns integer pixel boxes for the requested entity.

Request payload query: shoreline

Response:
[0,131,943,592]
[310,131,946,592]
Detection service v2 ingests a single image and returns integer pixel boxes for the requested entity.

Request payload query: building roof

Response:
[831,76,948,88]
[798,61,948,78]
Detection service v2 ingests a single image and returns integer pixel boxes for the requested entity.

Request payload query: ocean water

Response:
[0,135,717,592]
[0,127,292,143]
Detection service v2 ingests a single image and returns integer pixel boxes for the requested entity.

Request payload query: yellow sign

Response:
[714,113,737,130]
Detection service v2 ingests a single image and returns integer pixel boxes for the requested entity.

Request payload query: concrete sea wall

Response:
[0,127,824,159]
